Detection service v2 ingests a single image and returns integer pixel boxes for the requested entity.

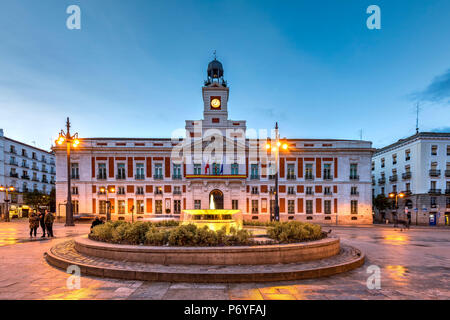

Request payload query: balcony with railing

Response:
[305,189,314,195]
[172,175,182,180]
[402,172,411,180]
[21,174,30,180]
[42,177,48,183]
[286,174,296,180]
[323,174,333,180]
[154,189,163,195]
[445,189,450,195]
[378,178,386,185]
[173,190,182,195]
[9,148,17,154]
[350,175,359,181]
[32,177,39,182]
[42,168,48,173]
[9,160,18,166]
[250,174,260,180]
[116,174,126,180]
[71,174,80,180]
[428,189,441,194]
[21,163,29,168]
[429,169,441,177]
[31,165,39,171]
[10,172,19,178]
[445,170,450,177]
[153,174,164,180]
[135,174,145,180]
[389,175,398,182]
[97,174,107,180]
[305,174,314,181]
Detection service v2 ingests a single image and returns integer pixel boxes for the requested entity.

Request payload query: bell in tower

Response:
[204,52,227,87]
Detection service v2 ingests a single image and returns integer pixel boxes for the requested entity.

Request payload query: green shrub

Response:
[153,220,179,228]
[267,221,323,243]
[145,227,170,246]
[90,223,115,242]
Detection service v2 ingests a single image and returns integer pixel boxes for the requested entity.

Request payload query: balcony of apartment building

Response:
[173,189,182,195]
[323,173,333,181]
[305,173,314,181]
[250,174,260,180]
[172,174,182,180]
[71,173,80,180]
[153,174,164,180]
[42,177,48,183]
[9,148,17,155]
[41,168,48,173]
[286,173,296,180]
[21,162,29,169]
[21,174,30,180]
[97,173,107,180]
[135,174,145,180]
[350,174,359,181]
[445,170,450,178]
[9,159,18,166]
[378,177,386,185]
[429,169,441,177]
[31,176,39,182]
[402,172,412,180]
[31,165,39,171]
[9,172,19,178]
[428,189,441,195]
[389,174,398,182]
[323,189,333,196]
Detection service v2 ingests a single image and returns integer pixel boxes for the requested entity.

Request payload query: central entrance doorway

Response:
[209,189,224,209]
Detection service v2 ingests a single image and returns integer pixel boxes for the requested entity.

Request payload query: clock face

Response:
[210,98,221,109]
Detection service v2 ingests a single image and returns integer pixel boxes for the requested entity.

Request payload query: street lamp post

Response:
[265,122,289,222]
[0,186,15,222]
[389,192,404,227]
[100,187,115,221]
[56,117,80,227]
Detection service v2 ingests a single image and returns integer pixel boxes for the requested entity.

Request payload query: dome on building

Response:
[207,59,224,79]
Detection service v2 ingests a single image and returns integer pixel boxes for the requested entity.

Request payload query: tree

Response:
[23,190,52,211]
[373,194,391,212]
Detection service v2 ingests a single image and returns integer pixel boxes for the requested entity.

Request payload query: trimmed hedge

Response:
[90,220,324,246]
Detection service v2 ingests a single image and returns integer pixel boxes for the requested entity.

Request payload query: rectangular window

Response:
[324,200,331,214]
[287,164,295,179]
[174,200,181,214]
[446,197,450,209]
[305,164,314,179]
[194,164,201,175]
[250,164,259,179]
[71,163,79,179]
[232,200,239,210]
[136,200,144,214]
[288,186,295,195]
[155,200,163,214]
[252,200,259,213]
[117,163,126,179]
[447,146,450,156]
[173,164,181,179]
[97,163,107,179]
[431,145,437,156]
[99,200,107,214]
[136,163,145,179]
[136,186,144,195]
[71,186,78,195]
[405,149,411,161]
[306,200,313,214]
[251,186,258,194]
[194,200,201,210]
[212,163,221,175]
[392,154,397,165]
[323,163,332,179]
[324,186,332,195]
[381,158,385,168]
[154,164,163,179]
[117,187,125,195]
[350,164,358,180]
[72,200,79,214]
[351,186,358,195]
[351,200,358,214]
[118,200,125,214]
[406,183,411,192]
[288,200,295,214]
[174,186,181,194]
[306,186,313,195]
[231,163,239,175]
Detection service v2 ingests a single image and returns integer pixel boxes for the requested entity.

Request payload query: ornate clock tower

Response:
[185,56,246,137]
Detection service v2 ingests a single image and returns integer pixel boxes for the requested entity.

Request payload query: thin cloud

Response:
[411,68,450,104]
[431,126,450,133]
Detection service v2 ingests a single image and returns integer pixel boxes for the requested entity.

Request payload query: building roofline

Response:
[3,136,54,155]
[374,132,450,155]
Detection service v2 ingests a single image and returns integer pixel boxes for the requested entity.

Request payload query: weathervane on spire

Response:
[213,50,217,60]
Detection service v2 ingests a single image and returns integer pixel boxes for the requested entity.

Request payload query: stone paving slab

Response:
[46,240,364,282]
[0,221,449,299]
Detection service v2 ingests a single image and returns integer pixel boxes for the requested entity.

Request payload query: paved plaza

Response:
[0,220,448,300]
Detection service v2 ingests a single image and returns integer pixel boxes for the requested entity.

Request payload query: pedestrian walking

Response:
[38,210,46,237]
[44,210,55,238]
[29,212,39,238]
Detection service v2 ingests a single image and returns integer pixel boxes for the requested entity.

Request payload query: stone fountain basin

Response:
[74,236,340,265]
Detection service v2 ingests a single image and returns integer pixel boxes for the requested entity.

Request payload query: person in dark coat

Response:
[38,210,46,237]
[90,216,104,232]
[29,212,39,238]
[44,210,55,238]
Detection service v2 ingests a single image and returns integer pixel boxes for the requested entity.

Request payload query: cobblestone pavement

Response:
[0,220,449,300]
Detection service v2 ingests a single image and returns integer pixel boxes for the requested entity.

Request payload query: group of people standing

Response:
[29,210,55,238]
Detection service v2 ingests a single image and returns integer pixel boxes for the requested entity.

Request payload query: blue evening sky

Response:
[0,0,449,150]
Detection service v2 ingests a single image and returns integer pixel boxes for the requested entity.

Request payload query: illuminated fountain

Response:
[181,192,242,233]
